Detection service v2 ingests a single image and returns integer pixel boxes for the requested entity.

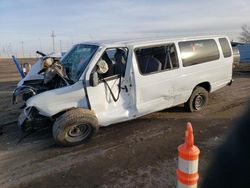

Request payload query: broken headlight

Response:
[12,86,37,104]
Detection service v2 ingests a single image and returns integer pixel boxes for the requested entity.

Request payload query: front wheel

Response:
[184,87,208,112]
[52,108,99,147]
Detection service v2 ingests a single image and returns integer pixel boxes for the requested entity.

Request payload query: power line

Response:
[51,31,56,52]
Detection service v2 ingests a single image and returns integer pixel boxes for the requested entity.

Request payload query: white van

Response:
[13,35,234,146]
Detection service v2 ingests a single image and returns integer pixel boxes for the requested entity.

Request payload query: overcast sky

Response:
[0,0,250,57]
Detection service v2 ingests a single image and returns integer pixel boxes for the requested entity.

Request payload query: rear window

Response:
[179,39,220,67]
[219,38,232,58]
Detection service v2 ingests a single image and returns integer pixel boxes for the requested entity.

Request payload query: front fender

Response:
[26,81,89,117]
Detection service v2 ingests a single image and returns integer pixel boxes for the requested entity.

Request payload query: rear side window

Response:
[219,38,232,58]
[179,39,220,67]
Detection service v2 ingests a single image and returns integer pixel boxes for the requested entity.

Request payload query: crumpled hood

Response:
[18,52,64,87]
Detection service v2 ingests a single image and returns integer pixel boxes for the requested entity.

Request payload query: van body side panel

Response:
[133,37,233,116]
[175,38,233,103]
[132,53,175,116]
[210,38,233,91]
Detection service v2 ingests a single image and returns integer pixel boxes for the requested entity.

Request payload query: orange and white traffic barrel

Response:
[176,122,200,188]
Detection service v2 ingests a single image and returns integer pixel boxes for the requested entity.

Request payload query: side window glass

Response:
[166,45,179,69]
[179,39,220,67]
[219,38,232,58]
[135,43,179,75]
[95,48,128,79]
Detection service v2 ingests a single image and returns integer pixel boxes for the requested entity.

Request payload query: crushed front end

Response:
[12,52,72,132]
[18,106,52,132]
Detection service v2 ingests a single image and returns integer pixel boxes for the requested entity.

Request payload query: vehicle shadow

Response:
[161,105,185,113]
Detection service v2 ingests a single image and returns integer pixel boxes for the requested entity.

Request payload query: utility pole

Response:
[21,41,24,58]
[2,47,6,57]
[51,31,56,53]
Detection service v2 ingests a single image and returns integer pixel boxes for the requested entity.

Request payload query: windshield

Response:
[61,44,98,82]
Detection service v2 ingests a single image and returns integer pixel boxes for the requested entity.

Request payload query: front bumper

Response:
[18,107,31,129]
[18,106,52,132]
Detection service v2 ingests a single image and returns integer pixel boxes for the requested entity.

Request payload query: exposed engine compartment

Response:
[13,52,74,105]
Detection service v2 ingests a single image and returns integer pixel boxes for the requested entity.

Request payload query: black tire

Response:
[184,87,208,112]
[52,108,99,147]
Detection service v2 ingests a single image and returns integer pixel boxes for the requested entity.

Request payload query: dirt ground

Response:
[0,59,250,188]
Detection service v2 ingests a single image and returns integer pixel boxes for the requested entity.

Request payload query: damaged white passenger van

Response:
[13,36,234,146]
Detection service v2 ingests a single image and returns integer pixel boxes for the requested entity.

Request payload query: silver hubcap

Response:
[194,94,205,110]
[66,124,92,142]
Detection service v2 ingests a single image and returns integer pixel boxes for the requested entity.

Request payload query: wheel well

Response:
[196,82,211,92]
[52,108,75,119]
[52,107,95,120]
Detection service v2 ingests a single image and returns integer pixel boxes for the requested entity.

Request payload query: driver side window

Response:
[94,48,128,79]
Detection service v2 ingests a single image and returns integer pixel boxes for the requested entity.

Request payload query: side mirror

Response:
[89,72,99,87]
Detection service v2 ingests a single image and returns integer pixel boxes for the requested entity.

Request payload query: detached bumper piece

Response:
[18,107,52,132]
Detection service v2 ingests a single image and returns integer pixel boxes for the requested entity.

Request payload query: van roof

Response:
[79,35,228,48]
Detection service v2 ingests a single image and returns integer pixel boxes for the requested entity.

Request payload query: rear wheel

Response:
[184,87,208,112]
[52,108,99,147]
